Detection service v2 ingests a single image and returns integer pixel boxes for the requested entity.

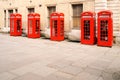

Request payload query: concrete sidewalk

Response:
[0,34,120,80]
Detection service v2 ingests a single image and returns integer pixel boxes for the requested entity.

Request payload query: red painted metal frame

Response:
[28,13,40,38]
[10,13,22,36]
[50,12,64,41]
[81,12,96,45]
[97,10,113,47]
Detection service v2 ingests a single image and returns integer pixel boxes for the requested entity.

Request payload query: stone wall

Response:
[0,0,94,32]
[0,0,120,44]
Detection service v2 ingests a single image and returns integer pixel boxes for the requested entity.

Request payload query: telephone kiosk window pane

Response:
[17,20,21,32]
[100,20,108,41]
[60,20,64,36]
[29,20,33,34]
[36,20,39,33]
[84,20,90,40]
[53,20,57,36]
[11,19,14,32]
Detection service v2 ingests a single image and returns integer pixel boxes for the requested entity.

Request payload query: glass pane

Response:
[73,17,80,29]
[72,4,83,29]
[11,19,14,32]
[72,4,83,16]
[36,20,39,33]
[84,20,90,40]
[17,20,21,32]
[29,20,33,34]
[47,6,56,16]
[47,6,56,27]
[60,20,64,36]
[52,20,57,36]
[28,8,34,13]
[100,20,108,41]
[8,10,13,27]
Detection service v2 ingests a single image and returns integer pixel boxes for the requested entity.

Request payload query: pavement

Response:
[0,33,120,80]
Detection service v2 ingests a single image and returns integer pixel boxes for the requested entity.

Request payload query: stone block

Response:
[116,36,120,46]
[72,72,99,80]
[45,71,74,80]
[68,30,81,41]
[60,65,83,75]
[0,27,10,33]
[0,72,17,80]
[14,73,44,80]
[43,28,50,38]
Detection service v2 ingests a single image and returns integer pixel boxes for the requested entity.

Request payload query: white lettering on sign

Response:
[82,16,92,18]
[99,15,109,18]
[29,16,34,18]
[10,16,15,18]
[60,16,64,18]
[35,16,40,18]
[52,16,58,18]
[16,16,21,18]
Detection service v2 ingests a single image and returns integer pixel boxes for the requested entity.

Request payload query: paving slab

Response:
[47,59,73,70]
[60,65,84,75]
[14,73,44,80]
[72,72,99,80]
[0,34,120,80]
[88,59,111,71]
[0,72,17,80]
[45,71,74,80]
[84,67,102,77]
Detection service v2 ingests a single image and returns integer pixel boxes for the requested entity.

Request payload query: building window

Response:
[47,6,56,27]
[72,4,83,29]
[8,10,13,27]
[4,10,6,27]
[15,9,18,13]
[28,8,34,13]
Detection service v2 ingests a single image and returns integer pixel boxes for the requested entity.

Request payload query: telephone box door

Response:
[51,19,58,40]
[10,14,22,36]
[28,13,40,38]
[50,12,64,41]
[35,16,40,37]
[97,11,113,47]
[28,14,33,37]
[15,14,22,36]
[81,12,96,45]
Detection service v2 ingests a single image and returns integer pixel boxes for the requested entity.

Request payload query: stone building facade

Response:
[0,0,120,43]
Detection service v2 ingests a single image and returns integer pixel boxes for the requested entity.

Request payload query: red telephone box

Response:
[97,10,113,47]
[10,13,22,36]
[28,13,40,38]
[81,12,96,45]
[50,12,64,41]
